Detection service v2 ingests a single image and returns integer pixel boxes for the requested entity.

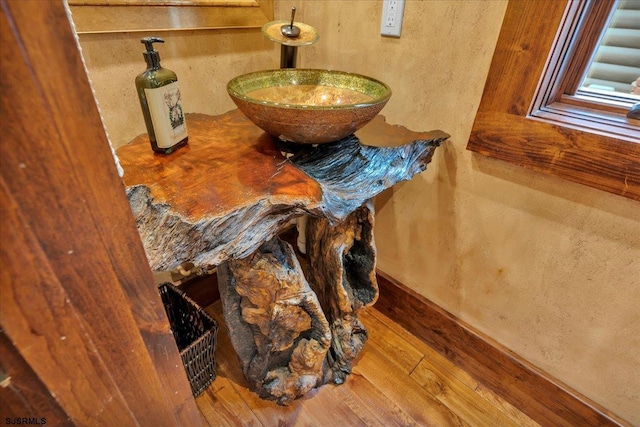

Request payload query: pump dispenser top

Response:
[141,36,163,69]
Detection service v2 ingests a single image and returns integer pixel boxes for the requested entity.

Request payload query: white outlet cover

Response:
[381,0,405,37]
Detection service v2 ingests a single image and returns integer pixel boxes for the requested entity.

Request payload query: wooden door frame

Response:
[0,1,201,424]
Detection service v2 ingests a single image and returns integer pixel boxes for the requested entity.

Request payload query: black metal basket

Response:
[159,282,218,397]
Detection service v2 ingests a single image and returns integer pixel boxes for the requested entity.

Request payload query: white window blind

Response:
[581,0,640,98]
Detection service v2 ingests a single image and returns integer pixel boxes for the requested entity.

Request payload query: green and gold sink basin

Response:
[227,69,392,144]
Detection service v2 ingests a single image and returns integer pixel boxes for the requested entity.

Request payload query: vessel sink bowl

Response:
[227,69,392,144]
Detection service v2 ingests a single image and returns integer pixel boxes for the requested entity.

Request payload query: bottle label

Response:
[144,82,188,149]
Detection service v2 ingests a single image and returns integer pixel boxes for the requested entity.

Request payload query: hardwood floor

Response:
[196,301,540,427]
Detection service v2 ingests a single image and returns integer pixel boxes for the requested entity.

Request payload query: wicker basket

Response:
[159,282,218,397]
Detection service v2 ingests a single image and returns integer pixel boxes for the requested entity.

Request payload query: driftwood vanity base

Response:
[217,237,331,405]
[306,201,378,385]
[117,110,448,403]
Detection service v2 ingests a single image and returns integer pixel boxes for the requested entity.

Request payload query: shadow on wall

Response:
[374,140,461,308]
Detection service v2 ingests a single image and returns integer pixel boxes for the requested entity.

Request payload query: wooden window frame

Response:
[468,0,640,201]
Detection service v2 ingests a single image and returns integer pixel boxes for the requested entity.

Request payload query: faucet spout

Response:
[281,7,301,38]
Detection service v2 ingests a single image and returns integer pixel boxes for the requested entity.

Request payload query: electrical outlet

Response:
[381,0,405,38]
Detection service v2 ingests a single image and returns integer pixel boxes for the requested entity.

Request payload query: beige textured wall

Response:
[75,1,639,423]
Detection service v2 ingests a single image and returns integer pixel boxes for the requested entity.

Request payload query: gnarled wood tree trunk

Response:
[306,200,377,384]
[217,237,331,405]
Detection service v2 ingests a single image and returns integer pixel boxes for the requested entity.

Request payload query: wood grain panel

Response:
[365,309,541,427]
[69,0,274,34]
[357,310,424,375]
[0,331,72,426]
[477,0,567,115]
[0,0,200,424]
[0,180,140,426]
[194,292,546,426]
[409,358,521,427]
[175,261,629,426]
[199,301,477,427]
[471,112,640,199]
[375,271,631,427]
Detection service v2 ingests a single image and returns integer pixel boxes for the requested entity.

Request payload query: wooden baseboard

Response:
[374,270,629,427]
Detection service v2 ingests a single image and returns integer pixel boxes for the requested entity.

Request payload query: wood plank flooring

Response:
[196,301,540,427]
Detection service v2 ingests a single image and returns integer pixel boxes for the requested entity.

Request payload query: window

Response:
[530,0,639,142]
[468,0,640,201]
[580,0,639,101]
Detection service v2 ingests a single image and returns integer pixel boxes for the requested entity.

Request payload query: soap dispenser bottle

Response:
[135,37,188,154]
